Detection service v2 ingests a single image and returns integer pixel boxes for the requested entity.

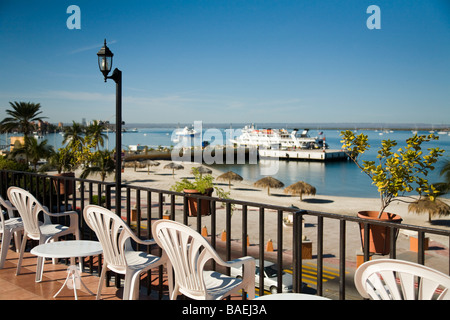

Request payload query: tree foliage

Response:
[340,130,445,217]
[0,101,46,137]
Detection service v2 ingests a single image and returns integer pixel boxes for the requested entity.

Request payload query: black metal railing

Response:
[1,169,449,300]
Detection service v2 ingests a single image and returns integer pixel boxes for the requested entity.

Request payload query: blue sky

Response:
[0,0,449,125]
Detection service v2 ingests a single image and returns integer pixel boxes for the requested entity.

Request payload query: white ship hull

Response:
[230,125,327,150]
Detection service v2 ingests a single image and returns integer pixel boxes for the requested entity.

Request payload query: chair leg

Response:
[36,236,52,280]
[166,262,174,298]
[123,270,136,300]
[0,231,12,269]
[16,233,28,276]
[96,264,108,300]
[170,283,180,300]
[13,230,22,253]
[246,284,255,300]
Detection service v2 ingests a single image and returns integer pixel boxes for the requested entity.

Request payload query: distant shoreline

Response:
[111,122,450,132]
[51,122,450,131]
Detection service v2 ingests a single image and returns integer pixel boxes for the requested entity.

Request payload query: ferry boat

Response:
[230,124,328,149]
[174,126,199,137]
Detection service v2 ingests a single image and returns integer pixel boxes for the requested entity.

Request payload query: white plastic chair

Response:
[0,196,24,269]
[152,219,256,300]
[7,187,80,281]
[354,259,450,300]
[83,205,168,300]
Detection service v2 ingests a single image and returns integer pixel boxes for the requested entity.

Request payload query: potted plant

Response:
[340,130,444,254]
[171,167,230,217]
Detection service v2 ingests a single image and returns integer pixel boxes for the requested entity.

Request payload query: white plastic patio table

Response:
[254,293,331,300]
[30,240,102,300]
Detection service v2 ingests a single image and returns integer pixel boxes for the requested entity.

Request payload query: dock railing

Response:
[1,169,449,300]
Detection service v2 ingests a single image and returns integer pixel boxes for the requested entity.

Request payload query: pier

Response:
[258,148,348,161]
[124,147,348,163]
[124,147,258,164]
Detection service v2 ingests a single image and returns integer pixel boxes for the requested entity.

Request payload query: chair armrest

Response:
[44,210,79,228]
[223,256,255,269]
[127,231,157,247]
[223,256,255,289]
[134,237,157,246]
[45,210,78,217]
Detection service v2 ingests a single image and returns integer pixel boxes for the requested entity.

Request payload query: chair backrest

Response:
[7,187,45,239]
[83,205,135,273]
[152,219,224,300]
[0,196,16,221]
[355,259,450,300]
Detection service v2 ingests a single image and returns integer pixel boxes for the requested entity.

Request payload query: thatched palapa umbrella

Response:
[164,162,184,177]
[217,171,243,189]
[408,197,450,223]
[254,176,284,195]
[191,166,212,177]
[147,160,160,174]
[284,181,316,201]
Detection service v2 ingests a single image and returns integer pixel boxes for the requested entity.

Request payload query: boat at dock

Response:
[230,124,328,150]
[258,148,348,161]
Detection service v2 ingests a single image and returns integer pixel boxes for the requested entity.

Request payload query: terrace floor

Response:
[0,247,165,300]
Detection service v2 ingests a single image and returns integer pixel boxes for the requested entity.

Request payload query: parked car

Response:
[231,259,293,294]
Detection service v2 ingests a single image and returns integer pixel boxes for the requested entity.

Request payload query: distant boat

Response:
[174,126,199,137]
[123,128,138,133]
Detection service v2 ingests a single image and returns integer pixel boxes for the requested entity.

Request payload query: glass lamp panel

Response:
[98,55,112,72]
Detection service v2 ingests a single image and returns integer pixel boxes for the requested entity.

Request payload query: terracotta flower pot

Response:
[184,188,213,217]
[357,210,402,255]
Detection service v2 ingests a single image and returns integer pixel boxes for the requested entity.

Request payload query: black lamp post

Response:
[97,39,122,215]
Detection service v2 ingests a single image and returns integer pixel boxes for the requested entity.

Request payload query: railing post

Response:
[197,197,202,234]
[258,207,265,296]
[339,219,346,300]
[226,202,232,264]
[363,222,371,262]
[242,205,248,257]
[389,226,397,259]
[418,231,425,265]
[277,209,283,293]
[293,210,306,293]
[105,184,112,210]
[317,216,324,296]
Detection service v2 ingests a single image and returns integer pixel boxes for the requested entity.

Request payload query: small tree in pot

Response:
[341,131,444,217]
[340,130,445,254]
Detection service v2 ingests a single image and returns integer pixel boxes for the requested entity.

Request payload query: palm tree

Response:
[435,158,450,195]
[63,121,84,150]
[10,136,54,170]
[0,101,46,138]
[85,120,107,150]
[408,158,450,222]
[80,150,115,182]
